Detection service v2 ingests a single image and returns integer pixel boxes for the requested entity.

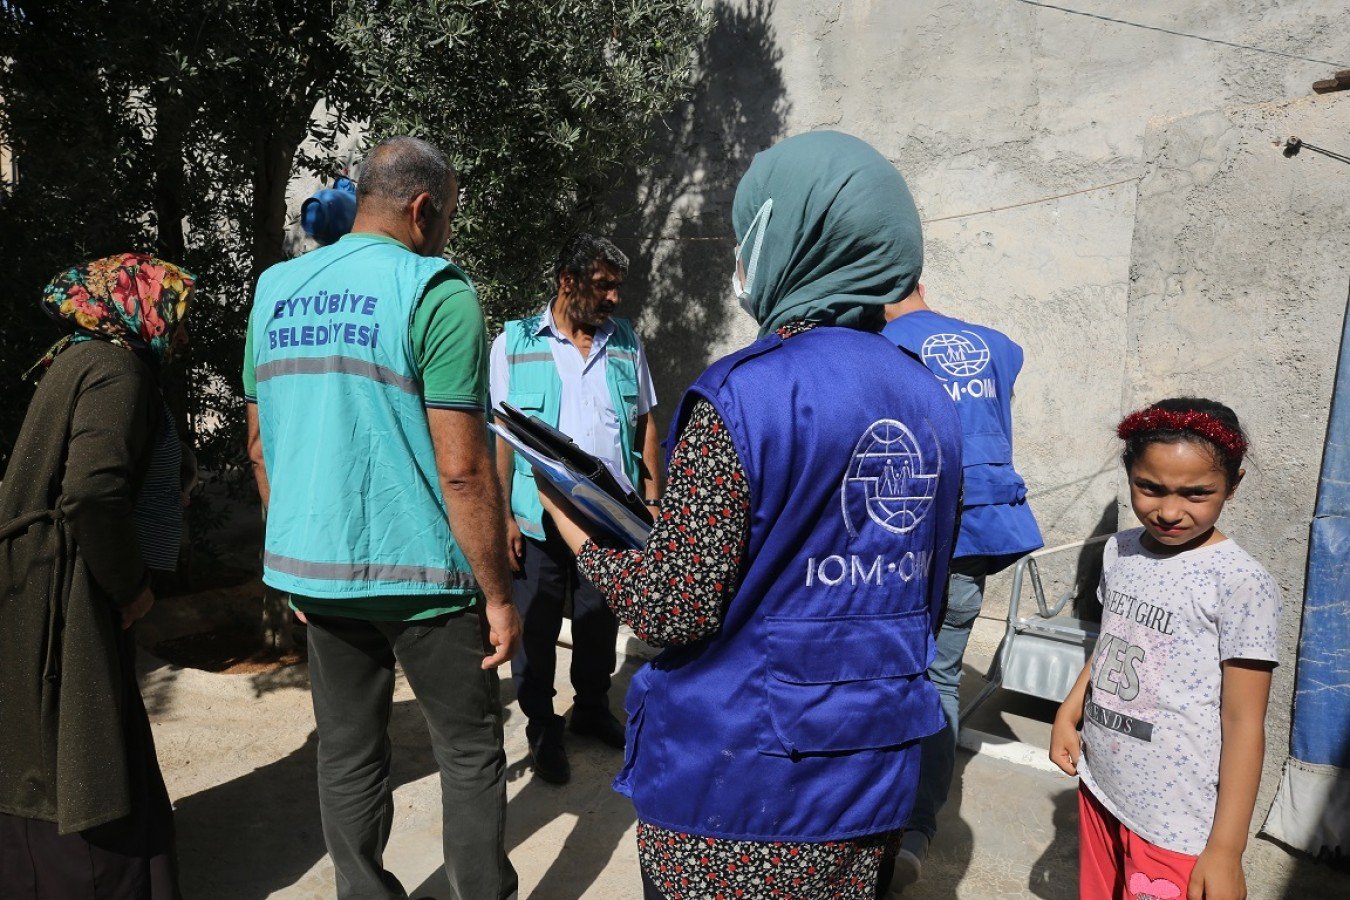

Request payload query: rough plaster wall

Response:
[1123,93,1350,827]
[625,1,1350,613]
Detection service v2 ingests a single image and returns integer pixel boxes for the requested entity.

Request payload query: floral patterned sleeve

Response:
[575,398,749,647]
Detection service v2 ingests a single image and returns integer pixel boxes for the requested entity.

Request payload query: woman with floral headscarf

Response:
[0,253,194,899]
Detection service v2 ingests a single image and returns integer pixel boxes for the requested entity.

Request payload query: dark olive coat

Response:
[0,340,158,833]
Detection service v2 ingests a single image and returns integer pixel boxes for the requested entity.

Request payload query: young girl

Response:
[1050,398,1281,900]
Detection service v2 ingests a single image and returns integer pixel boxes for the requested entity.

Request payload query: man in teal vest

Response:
[489,233,661,784]
[244,136,520,899]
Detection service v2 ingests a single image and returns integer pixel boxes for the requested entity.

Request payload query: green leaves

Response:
[0,0,709,476]
[334,0,709,323]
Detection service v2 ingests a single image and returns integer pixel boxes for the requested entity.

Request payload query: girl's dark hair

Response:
[1117,397,1248,485]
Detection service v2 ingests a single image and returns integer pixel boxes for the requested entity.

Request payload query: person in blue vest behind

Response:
[244,136,520,899]
[534,131,964,899]
[489,233,662,785]
[881,284,1044,888]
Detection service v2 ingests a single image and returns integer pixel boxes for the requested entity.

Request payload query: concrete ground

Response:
[145,615,1343,899]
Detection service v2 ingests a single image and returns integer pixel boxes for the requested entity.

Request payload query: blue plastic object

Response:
[300,176,357,245]
[1292,295,1350,770]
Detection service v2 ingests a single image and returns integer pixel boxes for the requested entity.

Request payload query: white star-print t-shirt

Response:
[1078,528,1281,855]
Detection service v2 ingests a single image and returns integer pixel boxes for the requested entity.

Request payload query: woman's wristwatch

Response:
[644,498,661,507]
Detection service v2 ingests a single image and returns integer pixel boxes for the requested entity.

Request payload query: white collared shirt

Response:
[490,305,657,476]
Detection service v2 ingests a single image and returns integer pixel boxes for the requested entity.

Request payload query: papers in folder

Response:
[489,402,653,550]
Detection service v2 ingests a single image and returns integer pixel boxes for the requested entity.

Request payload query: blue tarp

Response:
[1294,453,1350,766]
[1265,287,1350,863]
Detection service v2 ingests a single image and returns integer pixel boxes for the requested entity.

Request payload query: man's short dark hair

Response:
[357,136,456,215]
[554,234,629,290]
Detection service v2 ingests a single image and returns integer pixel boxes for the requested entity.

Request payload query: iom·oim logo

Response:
[841,419,941,537]
[921,331,991,379]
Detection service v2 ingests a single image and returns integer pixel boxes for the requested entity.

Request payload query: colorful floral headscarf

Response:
[26,253,196,380]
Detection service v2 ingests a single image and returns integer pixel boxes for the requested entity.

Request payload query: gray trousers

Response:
[907,555,1008,841]
[306,609,518,900]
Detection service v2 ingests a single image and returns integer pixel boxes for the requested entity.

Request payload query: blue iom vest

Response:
[250,234,477,600]
[501,313,643,540]
[616,327,963,841]
[883,310,1043,561]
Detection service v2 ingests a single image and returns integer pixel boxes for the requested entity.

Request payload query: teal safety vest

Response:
[502,312,643,540]
[250,235,477,599]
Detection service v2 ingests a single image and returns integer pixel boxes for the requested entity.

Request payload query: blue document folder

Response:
[489,422,653,550]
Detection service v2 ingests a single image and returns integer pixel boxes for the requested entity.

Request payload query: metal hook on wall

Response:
[1282,136,1350,166]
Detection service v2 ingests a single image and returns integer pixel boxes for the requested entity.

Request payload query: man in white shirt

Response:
[489,234,661,784]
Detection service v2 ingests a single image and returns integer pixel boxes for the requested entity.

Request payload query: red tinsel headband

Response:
[1117,407,1248,461]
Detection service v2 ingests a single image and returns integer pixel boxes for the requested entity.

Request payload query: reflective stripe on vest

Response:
[254,356,421,394]
[263,551,477,589]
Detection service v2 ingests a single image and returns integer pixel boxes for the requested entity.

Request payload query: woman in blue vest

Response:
[539,131,964,899]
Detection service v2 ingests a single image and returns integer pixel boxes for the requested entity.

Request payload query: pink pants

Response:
[1078,784,1198,900]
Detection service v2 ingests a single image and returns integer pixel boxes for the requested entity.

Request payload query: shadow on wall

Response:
[1070,502,1118,622]
[612,0,791,408]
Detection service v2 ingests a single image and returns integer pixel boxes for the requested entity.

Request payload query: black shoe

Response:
[568,707,626,749]
[527,715,570,784]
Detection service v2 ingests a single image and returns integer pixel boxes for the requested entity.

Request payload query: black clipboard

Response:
[492,403,653,543]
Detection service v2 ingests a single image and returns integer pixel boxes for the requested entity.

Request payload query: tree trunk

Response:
[254,115,299,650]
[151,85,195,589]
[249,101,313,286]
[249,94,320,653]
[151,87,188,265]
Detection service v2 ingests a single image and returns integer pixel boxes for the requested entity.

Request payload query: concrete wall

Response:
[1123,92,1350,826]
[616,0,1350,848]
[619,0,1349,595]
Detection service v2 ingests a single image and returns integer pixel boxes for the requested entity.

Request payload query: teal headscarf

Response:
[732,131,923,338]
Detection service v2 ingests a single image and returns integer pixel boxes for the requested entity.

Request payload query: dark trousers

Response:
[0,812,178,900]
[0,636,178,899]
[908,555,1003,841]
[306,610,518,900]
[511,518,618,724]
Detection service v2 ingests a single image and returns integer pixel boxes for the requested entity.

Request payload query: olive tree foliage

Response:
[339,0,711,330]
[0,0,709,476]
[0,0,359,475]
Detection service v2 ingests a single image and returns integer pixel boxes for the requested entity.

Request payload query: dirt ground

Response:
[138,597,1343,899]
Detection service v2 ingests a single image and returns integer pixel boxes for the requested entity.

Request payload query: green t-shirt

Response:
[243,233,490,621]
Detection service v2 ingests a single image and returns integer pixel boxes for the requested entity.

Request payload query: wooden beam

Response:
[1313,69,1350,94]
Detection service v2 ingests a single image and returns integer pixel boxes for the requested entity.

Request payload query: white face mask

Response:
[731,199,772,318]
[731,267,751,315]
